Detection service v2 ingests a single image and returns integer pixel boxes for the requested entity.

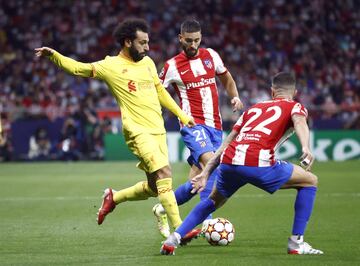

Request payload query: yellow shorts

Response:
[124,132,169,173]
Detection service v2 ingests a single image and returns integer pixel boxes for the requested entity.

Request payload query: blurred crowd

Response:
[0,0,359,161]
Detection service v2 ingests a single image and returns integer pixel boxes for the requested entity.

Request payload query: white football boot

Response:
[287,236,324,255]
[160,232,180,255]
[152,203,170,238]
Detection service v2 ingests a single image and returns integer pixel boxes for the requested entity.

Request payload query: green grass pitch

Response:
[0,161,359,265]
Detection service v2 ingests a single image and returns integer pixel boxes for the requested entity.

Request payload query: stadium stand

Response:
[0,0,359,160]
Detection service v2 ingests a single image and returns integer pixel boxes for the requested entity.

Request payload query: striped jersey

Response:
[221,98,308,167]
[159,48,227,130]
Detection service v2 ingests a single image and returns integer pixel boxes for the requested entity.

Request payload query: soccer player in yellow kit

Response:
[35,18,197,237]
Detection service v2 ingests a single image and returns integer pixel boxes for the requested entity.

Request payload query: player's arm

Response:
[35,47,94,77]
[217,71,243,111]
[191,129,238,193]
[292,114,313,171]
[156,83,195,127]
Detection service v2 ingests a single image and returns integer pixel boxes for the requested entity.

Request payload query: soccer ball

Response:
[204,218,235,246]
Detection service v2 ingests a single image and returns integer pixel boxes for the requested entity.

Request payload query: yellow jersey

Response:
[49,51,190,137]
[92,54,167,136]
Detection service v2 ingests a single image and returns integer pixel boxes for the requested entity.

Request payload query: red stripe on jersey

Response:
[221,99,308,167]
[162,48,226,130]
[174,53,206,125]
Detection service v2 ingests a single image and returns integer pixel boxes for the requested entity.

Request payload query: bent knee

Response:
[209,189,227,209]
[156,166,172,179]
[307,172,318,187]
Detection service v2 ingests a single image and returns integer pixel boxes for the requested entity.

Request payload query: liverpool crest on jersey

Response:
[203,59,213,69]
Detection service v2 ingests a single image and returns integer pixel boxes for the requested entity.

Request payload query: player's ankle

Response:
[290,235,303,243]
[174,232,181,244]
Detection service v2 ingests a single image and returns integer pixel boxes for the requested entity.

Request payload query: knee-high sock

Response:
[156,178,182,229]
[199,168,217,220]
[176,198,216,238]
[292,186,317,235]
[113,181,157,204]
[174,181,194,205]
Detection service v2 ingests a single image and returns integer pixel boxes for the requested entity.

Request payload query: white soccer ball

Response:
[204,218,235,246]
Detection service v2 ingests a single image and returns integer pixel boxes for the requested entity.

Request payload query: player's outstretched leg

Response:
[174,180,196,205]
[288,236,324,255]
[152,203,170,238]
[97,181,157,225]
[97,188,116,225]
[199,168,217,235]
[160,198,216,255]
[284,165,322,254]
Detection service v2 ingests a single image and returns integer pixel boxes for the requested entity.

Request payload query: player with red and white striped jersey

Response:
[161,72,323,255]
[153,19,243,238]
[160,47,227,129]
[221,98,308,167]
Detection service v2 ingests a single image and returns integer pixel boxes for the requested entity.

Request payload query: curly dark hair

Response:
[113,18,149,47]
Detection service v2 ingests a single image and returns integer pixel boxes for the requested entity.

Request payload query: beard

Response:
[129,45,146,62]
[182,44,198,58]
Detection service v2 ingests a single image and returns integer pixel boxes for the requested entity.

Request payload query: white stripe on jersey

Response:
[189,58,207,77]
[207,48,227,74]
[291,102,308,118]
[199,87,215,128]
[162,58,181,87]
[166,58,191,115]
[258,149,272,167]
[232,144,249,165]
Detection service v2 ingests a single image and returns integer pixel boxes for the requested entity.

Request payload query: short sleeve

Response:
[207,48,227,75]
[159,61,171,87]
[291,102,308,118]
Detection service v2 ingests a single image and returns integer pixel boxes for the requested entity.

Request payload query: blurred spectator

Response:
[57,118,82,161]
[88,119,108,161]
[28,127,53,161]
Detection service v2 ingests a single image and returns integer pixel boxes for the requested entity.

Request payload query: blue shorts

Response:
[180,124,223,167]
[216,161,294,197]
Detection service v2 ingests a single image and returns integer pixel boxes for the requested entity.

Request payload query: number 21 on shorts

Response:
[193,128,207,141]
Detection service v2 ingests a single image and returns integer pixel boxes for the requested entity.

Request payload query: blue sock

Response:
[176,198,216,238]
[174,181,195,205]
[199,168,217,220]
[292,186,317,235]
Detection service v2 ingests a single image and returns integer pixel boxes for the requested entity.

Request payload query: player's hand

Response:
[231,96,243,112]
[34,47,55,57]
[190,173,207,194]
[186,116,196,128]
[300,146,314,171]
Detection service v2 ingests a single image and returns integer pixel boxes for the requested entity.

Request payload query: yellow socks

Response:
[113,181,157,204]
[156,178,182,229]
[111,178,182,229]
